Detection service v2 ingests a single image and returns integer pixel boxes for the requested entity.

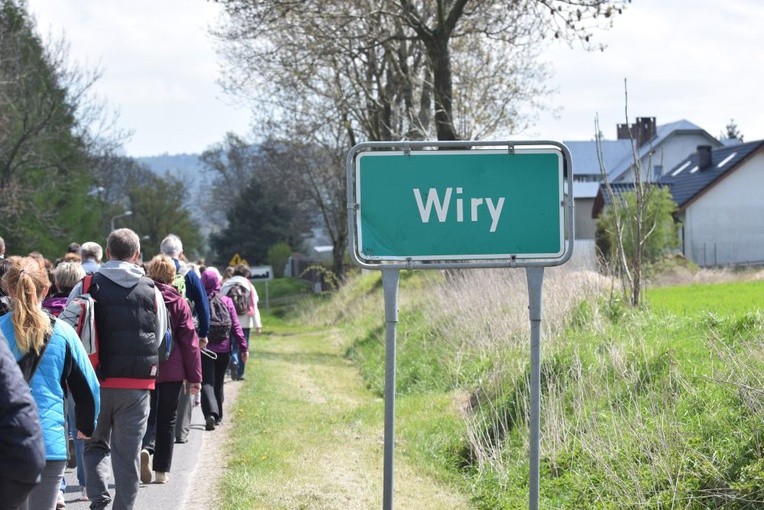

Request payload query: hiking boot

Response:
[140,449,152,483]
[205,415,216,431]
[154,472,169,484]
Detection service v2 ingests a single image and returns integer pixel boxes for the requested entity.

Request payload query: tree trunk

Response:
[428,35,458,141]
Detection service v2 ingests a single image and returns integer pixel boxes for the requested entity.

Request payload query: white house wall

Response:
[574,197,596,239]
[684,151,764,266]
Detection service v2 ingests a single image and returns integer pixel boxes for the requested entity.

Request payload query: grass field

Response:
[226,271,764,509]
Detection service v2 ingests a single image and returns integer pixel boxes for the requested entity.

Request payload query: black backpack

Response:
[207,292,232,344]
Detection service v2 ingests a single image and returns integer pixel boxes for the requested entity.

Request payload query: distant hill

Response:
[136,153,205,189]
[136,153,215,234]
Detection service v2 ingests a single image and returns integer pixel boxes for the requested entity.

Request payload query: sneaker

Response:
[205,415,216,431]
[80,488,89,501]
[140,449,152,484]
[175,437,188,444]
[56,491,66,509]
[154,471,169,484]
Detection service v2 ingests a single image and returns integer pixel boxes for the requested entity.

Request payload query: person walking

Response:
[42,261,89,503]
[0,308,45,508]
[200,267,247,431]
[220,264,261,381]
[140,254,202,485]
[79,242,103,275]
[1,256,100,510]
[159,234,210,444]
[67,228,168,510]
[43,261,86,317]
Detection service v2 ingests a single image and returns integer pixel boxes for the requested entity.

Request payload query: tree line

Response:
[0,1,203,259]
[1,0,632,277]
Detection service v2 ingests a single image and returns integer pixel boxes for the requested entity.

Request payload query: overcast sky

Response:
[25,0,764,157]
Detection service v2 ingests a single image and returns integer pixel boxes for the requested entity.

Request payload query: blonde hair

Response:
[53,262,86,293]
[148,254,176,284]
[1,256,52,355]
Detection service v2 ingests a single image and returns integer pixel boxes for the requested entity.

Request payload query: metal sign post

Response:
[526,266,544,510]
[250,265,273,311]
[346,140,573,510]
[381,268,399,510]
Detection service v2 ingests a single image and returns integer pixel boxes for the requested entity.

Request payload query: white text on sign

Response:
[413,187,506,232]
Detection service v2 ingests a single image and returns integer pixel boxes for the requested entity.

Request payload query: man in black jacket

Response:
[68,228,168,510]
[0,330,45,507]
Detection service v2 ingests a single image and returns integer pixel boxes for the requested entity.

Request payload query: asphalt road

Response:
[61,403,208,510]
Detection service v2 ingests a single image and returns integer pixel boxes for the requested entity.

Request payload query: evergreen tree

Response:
[210,176,308,267]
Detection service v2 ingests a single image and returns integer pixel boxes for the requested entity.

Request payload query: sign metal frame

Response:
[347,140,574,270]
[346,140,574,510]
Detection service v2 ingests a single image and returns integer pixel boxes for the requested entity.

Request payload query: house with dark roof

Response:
[657,140,764,267]
[606,118,722,183]
[568,117,722,240]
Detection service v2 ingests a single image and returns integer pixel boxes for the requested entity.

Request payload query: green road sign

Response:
[355,148,565,262]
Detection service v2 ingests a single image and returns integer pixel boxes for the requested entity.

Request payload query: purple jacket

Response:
[42,294,68,317]
[156,282,202,384]
[200,269,248,355]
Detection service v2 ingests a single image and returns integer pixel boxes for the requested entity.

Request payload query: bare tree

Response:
[597,80,678,307]
[213,0,628,277]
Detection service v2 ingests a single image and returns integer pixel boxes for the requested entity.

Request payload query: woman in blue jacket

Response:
[0,256,100,510]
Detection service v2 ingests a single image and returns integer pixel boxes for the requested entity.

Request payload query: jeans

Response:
[67,395,86,487]
[84,388,150,510]
[229,327,250,379]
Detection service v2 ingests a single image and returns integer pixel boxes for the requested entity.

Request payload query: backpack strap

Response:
[82,274,93,293]
[17,317,55,383]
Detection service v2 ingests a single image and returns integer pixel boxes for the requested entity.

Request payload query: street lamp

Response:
[110,210,132,232]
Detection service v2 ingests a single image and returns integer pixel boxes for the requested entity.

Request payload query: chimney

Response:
[697,145,713,170]
[616,117,657,146]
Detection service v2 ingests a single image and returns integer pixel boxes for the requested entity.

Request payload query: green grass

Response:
[331,272,764,508]
[226,271,764,508]
[646,279,764,315]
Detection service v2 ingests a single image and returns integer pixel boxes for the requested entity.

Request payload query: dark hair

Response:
[232,264,251,278]
[0,258,12,297]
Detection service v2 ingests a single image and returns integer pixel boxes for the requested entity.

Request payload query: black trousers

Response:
[143,380,183,472]
[201,352,230,422]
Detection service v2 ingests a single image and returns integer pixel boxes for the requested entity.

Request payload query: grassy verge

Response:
[222,269,764,508]
[219,306,472,509]
[297,268,764,508]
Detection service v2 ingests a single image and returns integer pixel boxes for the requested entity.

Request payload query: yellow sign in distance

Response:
[228,253,248,267]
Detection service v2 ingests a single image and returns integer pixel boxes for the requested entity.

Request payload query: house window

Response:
[653,165,662,179]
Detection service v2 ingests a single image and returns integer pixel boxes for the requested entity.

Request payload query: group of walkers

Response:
[0,230,262,510]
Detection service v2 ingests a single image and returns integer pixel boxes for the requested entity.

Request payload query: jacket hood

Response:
[201,268,222,294]
[156,281,183,307]
[97,260,147,288]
